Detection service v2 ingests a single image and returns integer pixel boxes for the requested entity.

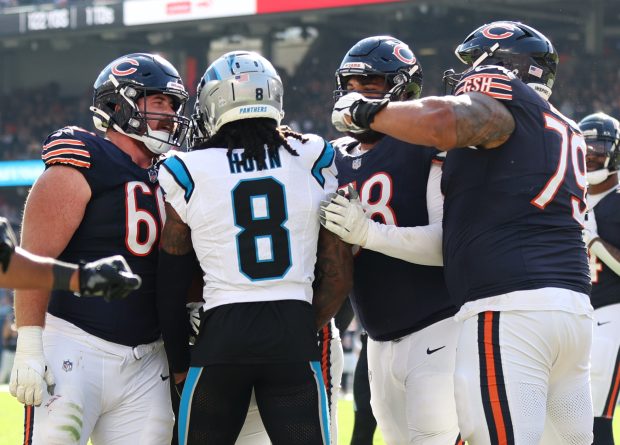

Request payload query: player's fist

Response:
[320,186,369,247]
[79,255,142,302]
[332,93,389,134]
[9,326,55,406]
[0,217,17,273]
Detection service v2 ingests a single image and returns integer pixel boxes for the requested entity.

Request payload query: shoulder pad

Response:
[42,126,93,169]
[454,65,515,101]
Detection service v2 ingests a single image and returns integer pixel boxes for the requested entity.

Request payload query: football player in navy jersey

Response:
[322,36,463,445]
[579,113,620,445]
[330,22,594,445]
[0,217,140,297]
[9,53,190,444]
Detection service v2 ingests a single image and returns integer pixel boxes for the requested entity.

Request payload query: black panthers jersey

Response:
[441,66,591,304]
[589,187,620,309]
[43,126,163,346]
[335,136,457,341]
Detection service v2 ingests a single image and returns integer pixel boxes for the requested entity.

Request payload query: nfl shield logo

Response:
[62,360,73,372]
[352,158,362,170]
[148,168,158,183]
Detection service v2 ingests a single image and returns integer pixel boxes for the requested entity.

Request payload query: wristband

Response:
[52,262,78,291]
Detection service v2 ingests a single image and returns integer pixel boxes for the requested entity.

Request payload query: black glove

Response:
[350,96,389,129]
[0,217,17,273]
[79,255,142,302]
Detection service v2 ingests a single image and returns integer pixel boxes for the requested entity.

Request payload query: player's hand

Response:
[9,326,55,406]
[0,217,17,273]
[79,255,142,302]
[584,210,599,247]
[320,186,369,246]
[186,302,203,345]
[332,92,389,134]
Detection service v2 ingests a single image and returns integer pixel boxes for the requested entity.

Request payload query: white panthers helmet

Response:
[191,51,284,144]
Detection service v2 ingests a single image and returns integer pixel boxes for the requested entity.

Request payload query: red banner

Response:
[256,0,402,14]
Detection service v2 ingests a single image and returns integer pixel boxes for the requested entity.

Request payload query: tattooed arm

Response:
[313,227,354,330]
[370,92,515,151]
[157,202,196,383]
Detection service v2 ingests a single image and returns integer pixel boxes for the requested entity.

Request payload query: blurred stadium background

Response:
[0,0,618,441]
[0,0,618,225]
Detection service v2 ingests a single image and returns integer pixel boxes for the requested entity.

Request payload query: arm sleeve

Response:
[364,221,443,266]
[589,240,620,276]
[427,155,444,224]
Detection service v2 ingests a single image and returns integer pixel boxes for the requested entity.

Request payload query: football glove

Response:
[320,186,369,247]
[9,326,55,406]
[186,302,203,345]
[0,217,17,273]
[583,210,599,247]
[79,255,142,302]
[332,92,389,134]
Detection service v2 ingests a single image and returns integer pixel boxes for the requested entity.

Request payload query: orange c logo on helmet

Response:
[111,58,139,76]
[481,23,517,40]
[393,44,416,65]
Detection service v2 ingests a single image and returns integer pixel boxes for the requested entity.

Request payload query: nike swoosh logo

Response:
[597,321,611,326]
[160,374,170,381]
[427,346,446,355]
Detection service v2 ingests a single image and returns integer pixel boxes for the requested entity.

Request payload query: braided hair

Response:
[195,118,306,171]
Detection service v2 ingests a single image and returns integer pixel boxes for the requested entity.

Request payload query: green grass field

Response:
[0,388,617,444]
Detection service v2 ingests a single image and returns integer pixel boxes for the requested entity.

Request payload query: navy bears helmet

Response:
[334,35,423,102]
[579,112,620,185]
[444,21,558,100]
[91,53,190,154]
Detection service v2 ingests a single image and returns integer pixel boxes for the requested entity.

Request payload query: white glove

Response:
[584,210,599,247]
[9,326,55,406]
[187,302,203,345]
[320,186,369,246]
[332,93,367,133]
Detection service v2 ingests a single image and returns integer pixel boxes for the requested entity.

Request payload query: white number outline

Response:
[530,113,587,225]
[339,172,397,225]
[125,181,165,256]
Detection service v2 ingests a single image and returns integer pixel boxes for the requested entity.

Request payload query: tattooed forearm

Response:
[161,202,193,255]
[313,227,353,329]
[453,92,515,149]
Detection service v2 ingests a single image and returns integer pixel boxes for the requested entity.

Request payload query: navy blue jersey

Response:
[590,187,620,309]
[441,66,591,303]
[44,126,163,346]
[335,136,457,341]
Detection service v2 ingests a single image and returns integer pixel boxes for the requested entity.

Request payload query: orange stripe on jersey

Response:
[486,92,513,100]
[604,349,620,418]
[23,405,34,445]
[42,148,91,160]
[46,158,91,168]
[42,138,85,149]
[454,434,464,445]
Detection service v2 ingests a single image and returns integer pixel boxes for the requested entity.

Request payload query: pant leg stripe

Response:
[603,346,620,419]
[178,367,203,445]
[23,405,34,445]
[478,311,515,445]
[310,361,331,445]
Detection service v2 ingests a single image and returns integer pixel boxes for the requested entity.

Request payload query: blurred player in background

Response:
[332,21,594,445]
[322,36,462,445]
[579,112,620,445]
[10,52,190,445]
[157,50,352,444]
[0,216,140,295]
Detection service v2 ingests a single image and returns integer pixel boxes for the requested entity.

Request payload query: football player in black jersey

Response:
[0,216,140,297]
[323,36,463,445]
[10,53,189,445]
[330,21,594,445]
[579,112,620,445]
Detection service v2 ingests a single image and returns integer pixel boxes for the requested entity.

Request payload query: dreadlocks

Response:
[196,118,306,171]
